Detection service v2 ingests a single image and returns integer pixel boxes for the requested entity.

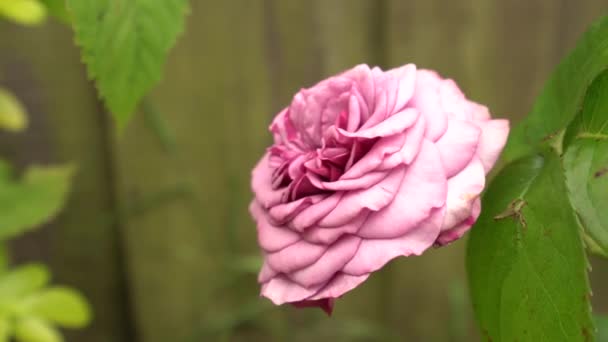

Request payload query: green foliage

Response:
[0,163,73,241]
[563,69,608,257]
[14,318,62,342]
[0,265,91,342]
[502,15,608,163]
[66,0,189,128]
[0,264,49,305]
[39,0,69,23]
[597,316,608,342]
[0,88,28,132]
[0,0,46,26]
[467,152,593,341]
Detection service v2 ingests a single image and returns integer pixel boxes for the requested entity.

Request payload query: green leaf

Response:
[597,315,608,342]
[66,0,189,129]
[19,287,91,328]
[0,0,47,26]
[0,317,11,342]
[0,264,49,303]
[563,69,608,257]
[14,318,62,342]
[502,15,608,163]
[0,88,28,132]
[39,0,69,23]
[467,152,594,341]
[0,164,73,240]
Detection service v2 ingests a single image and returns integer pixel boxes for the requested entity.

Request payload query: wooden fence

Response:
[1,1,608,341]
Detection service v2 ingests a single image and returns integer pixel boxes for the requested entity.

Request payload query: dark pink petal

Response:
[290,235,361,288]
[292,298,335,315]
[358,140,447,238]
[436,198,481,246]
[252,154,288,208]
[341,133,406,179]
[342,206,444,275]
[318,167,405,227]
[435,119,481,177]
[475,119,510,173]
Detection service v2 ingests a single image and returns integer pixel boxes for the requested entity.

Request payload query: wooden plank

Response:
[110,1,274,340]
[0,21,131,342]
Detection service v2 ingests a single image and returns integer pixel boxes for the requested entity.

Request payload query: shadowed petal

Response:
[289,235,361,288]
[342,206,444,275]
[338,108,419,139]
[319,166,405,227]
[252,154,287,208]
[306,273,369,301]
[251,201,300,253]
[441,157,485,231]
[358,140,447,238]
[436,198,481,246]
[266,240,326,274]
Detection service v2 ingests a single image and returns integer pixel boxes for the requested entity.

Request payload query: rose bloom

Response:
[249,64,509,314]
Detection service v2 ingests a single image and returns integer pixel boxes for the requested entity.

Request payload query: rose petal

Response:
[261,274,326,305]
[409,69,448,141]
[252,154,288,208]
[258,260,278,283]
[306,273,369,301]
[358,140,447,238]
[377,114,427,170]
[290,192,343,231]
[441,157,485,231]
[303,210,370,245]
[289,235,361,288]
[318,166,405,227]
[435,119,481,177]
[341,133,406,180]
[436,198,481,246]
[266,240,326,274]
[475,119,510,173]
[342,206,444,275]
[338,108,419,139]
[292,298,335,315]
[308,171,387,191]
[385,63,417,112]
[268,194,325,225]
[251,201,301,253]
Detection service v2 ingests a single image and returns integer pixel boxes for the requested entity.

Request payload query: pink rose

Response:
[249,64,509,314]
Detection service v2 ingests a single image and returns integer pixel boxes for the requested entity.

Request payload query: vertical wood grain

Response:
[0,21,131,342]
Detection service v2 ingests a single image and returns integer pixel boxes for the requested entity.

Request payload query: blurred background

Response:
[1,0,608,341]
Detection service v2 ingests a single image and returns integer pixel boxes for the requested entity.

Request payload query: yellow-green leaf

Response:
[0,0,46,26]
[20,287,91,328]
[0,164,73,240]
[0,88,28,132]
[14,318,62,342]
